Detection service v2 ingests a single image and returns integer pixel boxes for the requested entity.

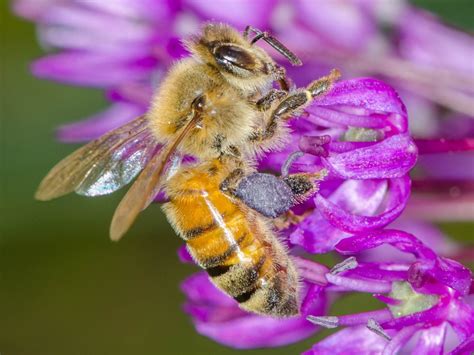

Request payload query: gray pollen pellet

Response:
[235,173,293,218]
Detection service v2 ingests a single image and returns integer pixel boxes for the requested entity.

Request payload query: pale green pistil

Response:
[343,127,383,142]
[388,281,438,318]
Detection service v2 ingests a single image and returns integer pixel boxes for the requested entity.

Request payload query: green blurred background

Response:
[1,1,473,354]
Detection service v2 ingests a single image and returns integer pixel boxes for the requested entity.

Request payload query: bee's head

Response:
[184,23,297,92]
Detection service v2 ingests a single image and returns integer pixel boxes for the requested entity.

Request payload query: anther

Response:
[366,319,391,341]
[330,257,358,275]
[306,315,339,328]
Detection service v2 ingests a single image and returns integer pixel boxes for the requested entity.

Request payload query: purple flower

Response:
[181,271,329,349]
[262,77,418,254]
[307,229,473,354]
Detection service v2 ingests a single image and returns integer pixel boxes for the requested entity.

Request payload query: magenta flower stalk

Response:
[15,0,473,353]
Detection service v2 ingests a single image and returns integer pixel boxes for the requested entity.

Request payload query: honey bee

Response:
[36,23,340,317]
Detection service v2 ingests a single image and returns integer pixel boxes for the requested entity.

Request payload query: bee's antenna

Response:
[244,26,302,66]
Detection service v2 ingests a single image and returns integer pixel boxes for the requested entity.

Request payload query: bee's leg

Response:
[231,151,327,218]
[282,171,327,203]
[231,170,326,219]
[219,168,245,195]
[251,69,341,142]
[280,150,327,202]
[256,89,287,112]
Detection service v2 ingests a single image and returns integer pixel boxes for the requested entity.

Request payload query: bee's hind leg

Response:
[229,151,327,219]
[219,168,245,196]
[256,89,287,112]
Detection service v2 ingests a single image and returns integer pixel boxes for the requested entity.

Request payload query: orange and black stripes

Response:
[163,159,299,317]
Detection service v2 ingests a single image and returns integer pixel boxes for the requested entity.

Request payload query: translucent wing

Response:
[35,115,158,200]
[110,110,203,241]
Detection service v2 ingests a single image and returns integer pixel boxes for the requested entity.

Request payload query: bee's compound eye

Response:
[214,45,255,70]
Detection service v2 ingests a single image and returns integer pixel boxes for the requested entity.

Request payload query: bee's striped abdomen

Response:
[163,161,299,317]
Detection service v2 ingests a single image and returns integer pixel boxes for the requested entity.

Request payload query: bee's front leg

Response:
[250,69,341,142]
[255,89,287,112]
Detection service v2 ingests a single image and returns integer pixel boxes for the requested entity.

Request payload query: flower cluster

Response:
[15,0,473,353]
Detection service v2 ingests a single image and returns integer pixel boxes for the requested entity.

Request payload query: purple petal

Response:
[322,134,417,179]
[181,272,236,318]
[181,273,326,349]
[290,209,350,254]
[294,0,376,52]
[404,193,474,222]
[450,335,474,355]
[338,309,394,327]
[416,152,474,181]
[177,245,193,264]
[12,0,60,20]
[315,176,411,233]
[57,102,145,142]
[415,138,474,154]
[183,0,276,28]
[82,0,174,23]
[382,325,419,355]
[343,263,408,282]
[294,257,329,286]
[413,323,447,354]
[308,78,408,133]
[303,326,389,355]
[409,258,472,296]
[37,3,157,51]
[447,299,474,343]
[305,106,389,130]
[437,115,474,140]
[360,219,459,263]
[397,9,474,75]
[335,229,438,261]
[32,52,157,87]
[326,273,392,293]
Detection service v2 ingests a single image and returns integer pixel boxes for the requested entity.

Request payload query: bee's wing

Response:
[110,110,202,241]
[35,115,159,200]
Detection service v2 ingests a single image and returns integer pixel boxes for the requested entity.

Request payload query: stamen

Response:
[307,315,339,328]
[281,151,305,177]
[293,257,329,286]
[326,273,392,293]
[338,309,393,326]
[330,256,358,275]
[367,319,392,341]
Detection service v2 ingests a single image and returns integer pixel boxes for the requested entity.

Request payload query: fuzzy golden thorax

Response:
[147,58,260,160]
